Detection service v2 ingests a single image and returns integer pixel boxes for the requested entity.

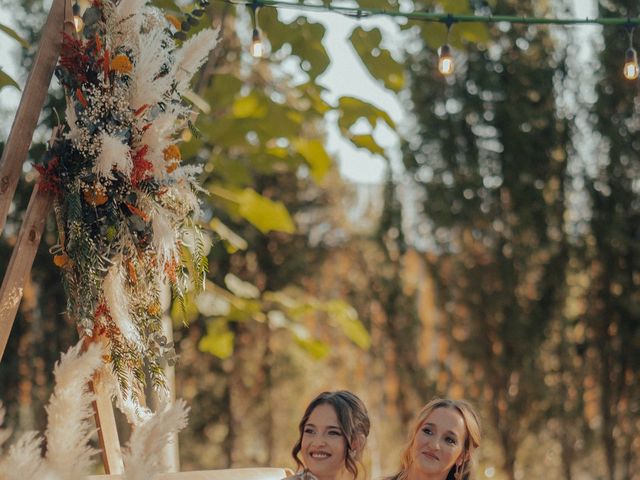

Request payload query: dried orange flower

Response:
[127,260,138,284]
[53,253,70,267]
[165,14,182,30]
[147,303,161,316]
[84,189,109,206]
[163,144,181,162]
[110,54,133,74]
[164,144,181,173]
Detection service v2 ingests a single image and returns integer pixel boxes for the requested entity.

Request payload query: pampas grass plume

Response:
[94,133,132,180]
[44,342,103,480]
[104,263,141,345]
[130,28,174,110]
[123,399,189,480]
[151,206,179,265]
[172,28,219,95]
[0,431,44,480]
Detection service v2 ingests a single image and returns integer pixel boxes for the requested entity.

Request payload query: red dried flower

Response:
[131,145,153,186]
[34,157,62,194]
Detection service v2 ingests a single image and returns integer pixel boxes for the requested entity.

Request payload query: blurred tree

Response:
[403,1,569,478]
[584,2,640,479]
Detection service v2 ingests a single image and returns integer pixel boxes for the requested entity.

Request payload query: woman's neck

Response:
[405,465,448,480]
[309,468,350,480]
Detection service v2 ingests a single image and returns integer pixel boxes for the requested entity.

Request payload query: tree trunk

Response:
[599,320,616,480]
[560,427,574,480]
[498,417,517,480]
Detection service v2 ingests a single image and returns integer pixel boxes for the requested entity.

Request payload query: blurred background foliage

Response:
[0,0,638,479]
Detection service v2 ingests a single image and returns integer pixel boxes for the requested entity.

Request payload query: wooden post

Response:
[0,0,72,234]
[91,364,125,474]
[0,185,52,360]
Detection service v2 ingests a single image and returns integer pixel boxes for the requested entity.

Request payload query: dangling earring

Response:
[454,458,466,480]
[349,449,357,457]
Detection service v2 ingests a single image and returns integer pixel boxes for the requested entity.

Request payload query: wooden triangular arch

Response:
[0,0,124,472]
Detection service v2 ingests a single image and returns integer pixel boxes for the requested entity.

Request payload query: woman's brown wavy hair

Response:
[292,391,370,480]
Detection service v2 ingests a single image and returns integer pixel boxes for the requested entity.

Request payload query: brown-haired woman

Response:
[287,390,371,480]
[388,398,481,480]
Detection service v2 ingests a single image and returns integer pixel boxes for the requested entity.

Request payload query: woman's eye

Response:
[304,428,315,434]
[445,437,456,445]
[422,428,432,435]
[329,430,342,436]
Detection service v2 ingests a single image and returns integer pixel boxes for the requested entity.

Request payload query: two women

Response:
[289,393,480,480]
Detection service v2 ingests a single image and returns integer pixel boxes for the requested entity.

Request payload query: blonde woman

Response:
[286,391,371,480]
[388,399,481,480]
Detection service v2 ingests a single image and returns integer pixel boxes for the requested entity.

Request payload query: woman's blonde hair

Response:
[392,398,481,480]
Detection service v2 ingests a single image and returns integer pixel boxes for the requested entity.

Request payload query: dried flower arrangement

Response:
[36,0,218,401]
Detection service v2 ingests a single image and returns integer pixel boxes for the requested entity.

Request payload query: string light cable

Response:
[221,0,640,27]
[220,0,640,78]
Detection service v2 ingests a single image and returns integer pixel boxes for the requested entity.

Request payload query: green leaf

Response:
[349,134,385,156]
[227,298,262,322]
[440,0,473,14]
[170,290,199,325]
[237,188,296,234]
[419,20,490,50]
[210,186,296,234]
[292,139,333,182]
[232,93,268,119]
[295,337,330,359]
[259,10,329,80]
[326,300,371,350]
[149,0,182,14]
[0,23,29,49]
[338,96,395,133]
[299,82,332,114]
[199,320,235,358]
[349,27,404,93]
[0,68,20,91]
[210,217,248,253]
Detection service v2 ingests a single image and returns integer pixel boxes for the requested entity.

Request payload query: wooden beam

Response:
[0,0,72,233]
[0,185,52,360]
[91,364,125,474]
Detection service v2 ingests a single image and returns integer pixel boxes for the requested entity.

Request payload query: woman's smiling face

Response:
[301,403,348,480]
[409,407,467,480]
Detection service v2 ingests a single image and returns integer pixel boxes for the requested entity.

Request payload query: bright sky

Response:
[0,0,601,185]
[306,12,404,184]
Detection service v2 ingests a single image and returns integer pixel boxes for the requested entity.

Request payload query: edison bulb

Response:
[251,28,264,58]
[624,47,639,80]
[438,44,454,76]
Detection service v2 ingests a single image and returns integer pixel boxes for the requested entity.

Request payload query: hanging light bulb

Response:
[437,15,455,76]
[72,2,84,33]
[624,47,639,79]
[623,25,639,80]
[251,28,264,58]
[249,0,266,58]
[438,44,454,76]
